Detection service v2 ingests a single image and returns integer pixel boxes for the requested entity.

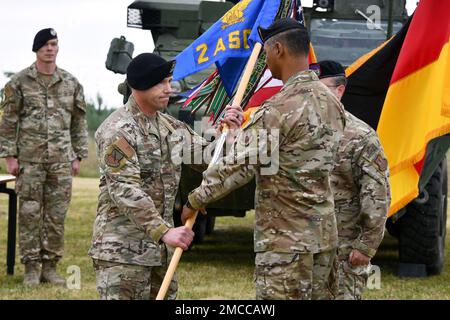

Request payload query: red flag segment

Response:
[390,0,450,84]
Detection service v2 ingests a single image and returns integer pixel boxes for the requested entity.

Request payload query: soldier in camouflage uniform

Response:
[182,19,346,300]
[0,28,88,287]
[89,53,243,300]
[313,60,391,300]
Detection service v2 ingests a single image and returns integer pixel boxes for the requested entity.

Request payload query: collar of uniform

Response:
[126,95,164,138]
[156,112,171,142]
[284,69,319,87]
[27,62,62,87]
[149,113,162,138]
[126,95,150,136]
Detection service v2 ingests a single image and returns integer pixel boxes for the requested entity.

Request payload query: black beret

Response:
[32,28,58,52]
[258,18,307,43]
[310,60,346,79]
[126,53,176,90]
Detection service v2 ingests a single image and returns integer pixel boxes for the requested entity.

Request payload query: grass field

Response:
[0,177,449,300]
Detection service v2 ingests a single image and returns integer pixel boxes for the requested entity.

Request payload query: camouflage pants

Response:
[16,161,72,264]
[93,253,178,300]
[336,258,370,300]
[254,249,338,300]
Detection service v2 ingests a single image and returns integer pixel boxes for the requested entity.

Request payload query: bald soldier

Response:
[89,53,243,300]
[0,28,88,286]
[312,60,391,299]
[182,19,346,300]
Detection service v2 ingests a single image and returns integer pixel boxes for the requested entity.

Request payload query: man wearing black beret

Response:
[182,18,346,300]
[89,52,244,300]
[313,60,390,300]
[0,28,88,287]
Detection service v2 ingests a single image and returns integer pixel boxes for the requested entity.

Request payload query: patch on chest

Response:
[238,131,256,148]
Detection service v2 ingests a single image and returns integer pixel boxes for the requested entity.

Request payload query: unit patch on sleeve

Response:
[104,137,135,170]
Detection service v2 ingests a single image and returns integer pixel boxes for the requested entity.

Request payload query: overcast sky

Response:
[0,0,153,108]
[0,0,418,108]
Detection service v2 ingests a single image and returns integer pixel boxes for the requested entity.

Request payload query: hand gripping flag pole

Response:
[156,42,263,300]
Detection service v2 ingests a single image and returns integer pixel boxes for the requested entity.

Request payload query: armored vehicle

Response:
[106,0,448,276]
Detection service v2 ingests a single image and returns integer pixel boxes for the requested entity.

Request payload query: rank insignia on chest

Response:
[238,130,255,148]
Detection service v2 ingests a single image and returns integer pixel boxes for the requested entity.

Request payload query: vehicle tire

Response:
[193,215,207,244]
[205,216,216,235]
[398,158,447,275]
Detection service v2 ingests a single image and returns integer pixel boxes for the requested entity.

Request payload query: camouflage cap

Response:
[126,53,176,91]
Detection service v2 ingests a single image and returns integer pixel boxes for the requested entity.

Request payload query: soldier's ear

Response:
[274,41,283,57]
[337,85,346,99]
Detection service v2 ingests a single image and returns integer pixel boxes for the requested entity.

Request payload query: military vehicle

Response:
[105,0,448,276]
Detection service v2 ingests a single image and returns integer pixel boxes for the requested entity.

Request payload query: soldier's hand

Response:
[181,205,196,225]
[219,104,244,131]
[161,226,194,250]
[349,249,371,266]
[5,157,19,176]
[71,159,81,176]
[181,205,207,225]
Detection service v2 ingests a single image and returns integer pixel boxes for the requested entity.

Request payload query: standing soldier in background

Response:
[312,60,391,299]
[182,19,346,300]
[0,28,88,286]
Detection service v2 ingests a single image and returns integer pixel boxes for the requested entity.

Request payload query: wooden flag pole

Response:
[156,42,263,300]
[232,42,263,107]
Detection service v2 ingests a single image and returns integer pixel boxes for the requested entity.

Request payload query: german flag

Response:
[342,0,450,216]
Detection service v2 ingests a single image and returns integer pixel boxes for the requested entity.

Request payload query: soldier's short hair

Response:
[332,76,347,87]
[266,28,310,57]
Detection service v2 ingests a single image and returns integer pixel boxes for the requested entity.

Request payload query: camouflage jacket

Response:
[0,63,88,162]
[189,70,346,254]
[331,111,391,258]
[89,96,211,266]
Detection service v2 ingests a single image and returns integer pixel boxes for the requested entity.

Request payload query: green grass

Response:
[77,137,100,178]
[0,177,449,300]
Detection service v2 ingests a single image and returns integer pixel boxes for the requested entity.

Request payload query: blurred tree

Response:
[86,92,114,134]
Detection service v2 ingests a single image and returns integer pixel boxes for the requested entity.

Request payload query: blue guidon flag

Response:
[173,0,281,96]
